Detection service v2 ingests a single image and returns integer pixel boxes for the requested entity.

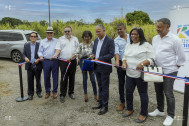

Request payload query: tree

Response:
[1,17,22,26]
[39,20,48,26]
[94,18,104,25]
[23,20,31,25]
[125,11,153,25]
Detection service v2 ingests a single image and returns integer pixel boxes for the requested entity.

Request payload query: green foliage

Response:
[39,20,48,26]
[126,11,153,25]
[94,18,104,25]
[1,17,22,26]
[0,17,157,43]
[22,20,31,25]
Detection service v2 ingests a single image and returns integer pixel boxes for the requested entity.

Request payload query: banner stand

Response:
[16,66,28,102]
[182,77,189,126]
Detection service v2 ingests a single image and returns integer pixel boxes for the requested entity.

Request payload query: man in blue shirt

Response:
[114,23,130,111]
[23,32,42,100]
[38,27,59,99]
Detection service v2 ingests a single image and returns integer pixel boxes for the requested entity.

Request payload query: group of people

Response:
[22,18,186,126]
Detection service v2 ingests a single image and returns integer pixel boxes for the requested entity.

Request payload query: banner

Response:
[169,7,189,93]
[173,25,189,93]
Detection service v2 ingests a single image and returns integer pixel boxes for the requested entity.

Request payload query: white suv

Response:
[0,30,41,63]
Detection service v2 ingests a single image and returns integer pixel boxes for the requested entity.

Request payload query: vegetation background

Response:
[0,11,157,43]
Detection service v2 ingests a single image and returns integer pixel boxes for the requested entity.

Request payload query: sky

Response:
[0,0,189,23]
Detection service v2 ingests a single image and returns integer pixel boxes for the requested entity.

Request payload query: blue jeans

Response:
[126,75,148,116]
[80,58,97,95]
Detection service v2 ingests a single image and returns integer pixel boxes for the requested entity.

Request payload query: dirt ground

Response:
[0,58,187,126]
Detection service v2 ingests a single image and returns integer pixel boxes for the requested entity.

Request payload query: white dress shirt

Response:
[56,35,79,59]
[95,35,106,59]
[122,42,154,78]
[152,32,186,74]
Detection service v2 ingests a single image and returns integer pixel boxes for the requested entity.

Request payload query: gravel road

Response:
[0,58,187,126]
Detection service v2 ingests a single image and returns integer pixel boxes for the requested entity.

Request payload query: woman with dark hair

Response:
[121,27,154,123]
[75,30,98,102]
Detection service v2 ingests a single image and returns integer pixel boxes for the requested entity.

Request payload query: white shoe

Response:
[148,109,165,116]
[163,116,173,126]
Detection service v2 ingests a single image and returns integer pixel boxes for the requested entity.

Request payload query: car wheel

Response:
[11,50,22,63]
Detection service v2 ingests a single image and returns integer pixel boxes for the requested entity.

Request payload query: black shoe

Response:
[98,107,108,115]
[60,96,65,103]
[69,94,75,99]
[92,104,102,109]
[37,93,43,98]
[28,95,33,100]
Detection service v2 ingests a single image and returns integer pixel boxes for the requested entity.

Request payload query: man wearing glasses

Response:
[23,32,42,100]
[38,26,59,99]
[53,26,79,103]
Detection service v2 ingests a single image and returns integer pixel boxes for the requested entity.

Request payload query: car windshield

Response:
[25,33,41,42]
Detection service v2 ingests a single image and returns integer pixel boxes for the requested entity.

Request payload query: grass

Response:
[0,18,157,43]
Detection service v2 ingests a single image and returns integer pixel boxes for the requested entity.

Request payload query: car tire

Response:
[11,50,22,63]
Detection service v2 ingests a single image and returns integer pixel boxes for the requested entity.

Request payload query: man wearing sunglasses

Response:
[23,32,42,100]
[38,26,59,99]
[53,26,79,103]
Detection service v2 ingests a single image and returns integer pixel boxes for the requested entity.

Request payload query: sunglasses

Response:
[64,31,71,33]
[47,32,53,34]
[30,36,37,38]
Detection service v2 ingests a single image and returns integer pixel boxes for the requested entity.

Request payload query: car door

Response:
[0,32,11,57]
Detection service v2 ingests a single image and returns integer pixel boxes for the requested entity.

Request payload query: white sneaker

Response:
[148,109,165,116]
[163,116,174,126]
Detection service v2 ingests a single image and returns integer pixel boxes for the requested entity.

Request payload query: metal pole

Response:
[182,77,189,126]
[16,65,28,102]
[48,0,51,26]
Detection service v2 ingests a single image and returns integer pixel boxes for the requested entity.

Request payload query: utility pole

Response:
[48,0,51,26]
[121,7,124,17]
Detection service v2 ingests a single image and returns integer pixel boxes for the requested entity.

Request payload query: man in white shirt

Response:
[53,26,79,103]
[149,18,186,126]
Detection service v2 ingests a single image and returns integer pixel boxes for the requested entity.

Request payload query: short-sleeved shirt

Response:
[56,35,79,59]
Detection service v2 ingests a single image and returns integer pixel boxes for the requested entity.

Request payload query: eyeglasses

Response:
[30,36,37,38]
[64,31,71,33]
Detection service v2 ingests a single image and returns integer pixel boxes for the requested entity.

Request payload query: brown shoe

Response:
[53,93,57,99]
[84,94,88,102]
[136,115,147,123]
[117,103,125,111]
[94,95,98,101]
[122,110,134,117]
[45,93,50,99]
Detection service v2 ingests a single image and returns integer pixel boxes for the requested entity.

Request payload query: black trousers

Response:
[59,59,77,96]
[117,60,126,103]
[27,68,42,96]
[95,71,110,108]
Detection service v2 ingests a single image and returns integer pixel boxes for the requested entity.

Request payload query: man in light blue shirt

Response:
[38,26,59,99]
[23,32,42,100]
[114,23,130,111]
